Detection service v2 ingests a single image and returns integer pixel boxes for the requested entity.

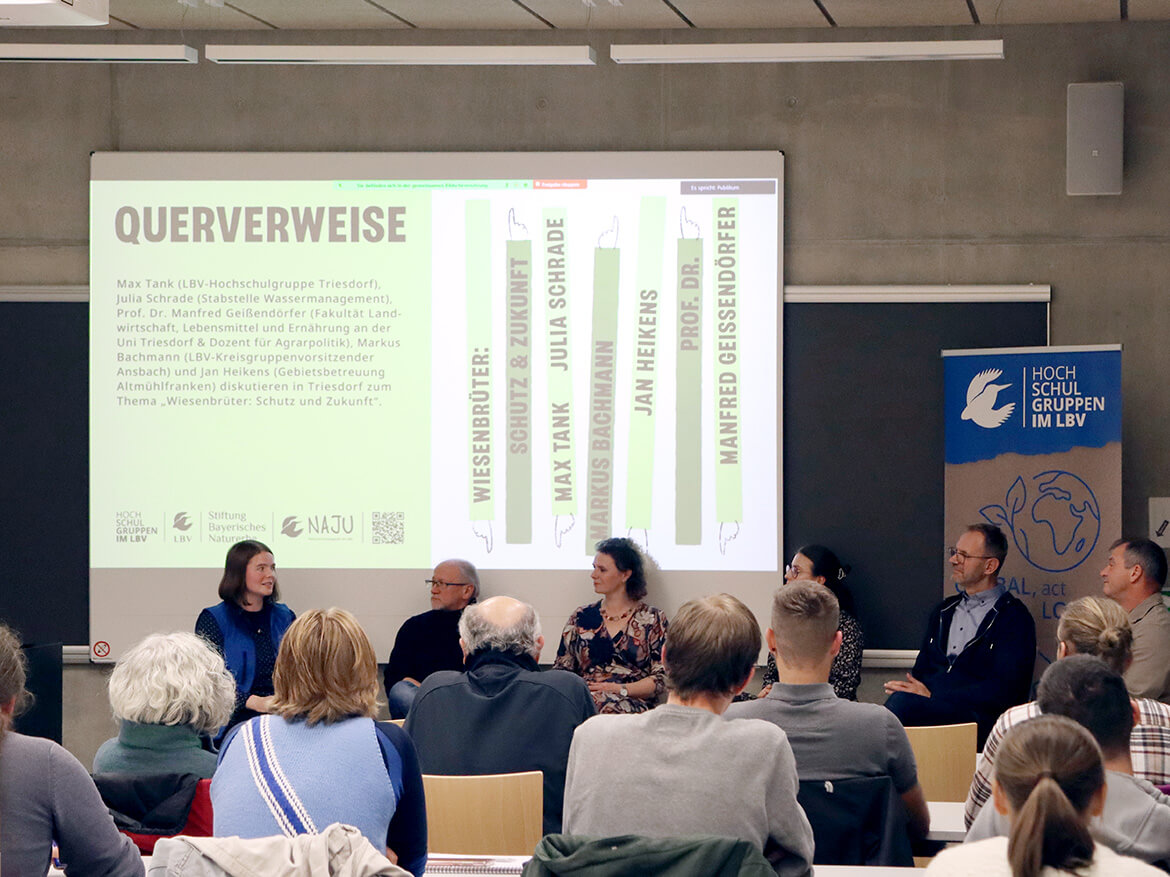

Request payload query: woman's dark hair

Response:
[595,537,648,601]
[217,539,280,605]
[796,544,855,615]
[998,715,1101,877]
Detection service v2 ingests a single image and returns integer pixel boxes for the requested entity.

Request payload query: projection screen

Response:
[89,151,783,661]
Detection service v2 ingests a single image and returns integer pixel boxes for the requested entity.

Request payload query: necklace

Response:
[601,604,634,623]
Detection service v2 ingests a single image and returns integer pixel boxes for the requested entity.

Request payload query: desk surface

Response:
[926,800,966,843]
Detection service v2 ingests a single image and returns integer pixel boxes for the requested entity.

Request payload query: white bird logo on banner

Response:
[962,368,1016,428]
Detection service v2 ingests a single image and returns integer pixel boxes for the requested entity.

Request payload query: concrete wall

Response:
[5,20,1169,759]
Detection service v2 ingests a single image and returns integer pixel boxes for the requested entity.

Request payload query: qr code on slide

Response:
[372,512,405,545]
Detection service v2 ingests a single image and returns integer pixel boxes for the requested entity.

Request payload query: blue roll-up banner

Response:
[943,345,1121,679]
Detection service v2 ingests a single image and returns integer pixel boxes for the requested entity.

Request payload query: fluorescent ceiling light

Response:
[205,44,597,66]
[0,43,197,62]
[610,40,1004,64]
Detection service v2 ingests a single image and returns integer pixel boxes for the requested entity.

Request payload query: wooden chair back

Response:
[421,771,543,855]
[904,722,978,802]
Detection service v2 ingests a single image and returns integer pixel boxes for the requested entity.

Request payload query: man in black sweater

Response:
[383,558,478,719]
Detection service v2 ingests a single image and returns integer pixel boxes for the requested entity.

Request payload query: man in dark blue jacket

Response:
[884,523,1036,746]
[404,595,595,834]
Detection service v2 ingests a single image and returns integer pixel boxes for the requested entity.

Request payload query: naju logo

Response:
[961,368,1015,429]
[281,516,303,538]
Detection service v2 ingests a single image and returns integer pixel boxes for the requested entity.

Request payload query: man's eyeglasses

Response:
[425,579,469,589]
[947,547,993,562]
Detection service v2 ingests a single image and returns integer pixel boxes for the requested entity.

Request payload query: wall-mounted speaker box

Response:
[1067,82,1123,196]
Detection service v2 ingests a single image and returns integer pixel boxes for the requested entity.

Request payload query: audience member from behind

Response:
[758,545,865,701]
[212,608,427,876]
[0,622,143,876]
[384,558,479,719]
[405,595,595,834]
[554,537,668,714]
[563,593,814,877]
[195,539,295,736]
[727,580,929,841]
[928,714,1161,877]
[967,656,1170,868]
[885,523,1036,745]
[94,632,235,778]
[965,595,1170,827]
[1100,537,1170,700]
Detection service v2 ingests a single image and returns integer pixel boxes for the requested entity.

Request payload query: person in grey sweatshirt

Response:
[562,593,814,877]
[967,655,1170,869]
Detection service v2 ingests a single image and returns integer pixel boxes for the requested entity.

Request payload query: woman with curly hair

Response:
[554,537,668,714]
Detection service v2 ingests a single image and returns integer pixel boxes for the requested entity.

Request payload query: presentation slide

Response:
[89,152,782,659]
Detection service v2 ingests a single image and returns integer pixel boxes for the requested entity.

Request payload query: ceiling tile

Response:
[1126,0,1170,21]
[225,0,411,29]
[822,0,973,28]
[525,0,690,29]
[672,0,830,28]
[107,0,273,30]
[971,0,1118,24]
[379,0,551,29]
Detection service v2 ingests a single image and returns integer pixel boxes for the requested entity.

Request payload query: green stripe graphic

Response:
[586,247,620,553]
[543,208,576,517]
[505,238,533,544]
[625,197,666,530]
[465,201,493,521]
[712,198,742,523]
[675,237,703,544]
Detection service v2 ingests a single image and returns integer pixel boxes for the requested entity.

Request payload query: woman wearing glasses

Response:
[757,544,863,700]
[554,537,668,714]
[383,559,479,718]
[195,539,295,738]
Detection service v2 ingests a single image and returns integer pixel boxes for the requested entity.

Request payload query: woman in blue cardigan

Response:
[195,539,295,737]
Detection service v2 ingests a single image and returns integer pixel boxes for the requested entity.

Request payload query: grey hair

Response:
[109,632,236,735]
[458,602,542,657]
[444,558,481,603]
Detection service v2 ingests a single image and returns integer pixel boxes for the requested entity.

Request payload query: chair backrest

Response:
[904,722,978,802]
[95,772,212,854]
[797,776,913,867]
[421,771,543,855]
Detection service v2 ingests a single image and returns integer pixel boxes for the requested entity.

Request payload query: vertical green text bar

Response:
[506,238,533,544]
[586,247,620,553]
[465,201,493,521]
[625,197,666,530]
[675,237,703,544]
[543,209,576,517]
[712,198,742,523]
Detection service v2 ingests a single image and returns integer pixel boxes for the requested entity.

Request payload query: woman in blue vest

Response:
[195,539,295,737]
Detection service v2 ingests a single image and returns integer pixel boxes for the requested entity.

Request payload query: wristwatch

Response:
[619,685,629,697]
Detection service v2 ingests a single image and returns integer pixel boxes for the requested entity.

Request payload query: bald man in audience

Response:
[563,593,814,877]
[727,580,930,841]
[1101,537,1170,701]
[404,596,594,834]
[384,558,479,719]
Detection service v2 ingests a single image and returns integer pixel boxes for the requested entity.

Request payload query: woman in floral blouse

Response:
[554,537,668,714]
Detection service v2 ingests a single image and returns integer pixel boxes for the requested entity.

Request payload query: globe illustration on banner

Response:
[979,470,1101,573]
